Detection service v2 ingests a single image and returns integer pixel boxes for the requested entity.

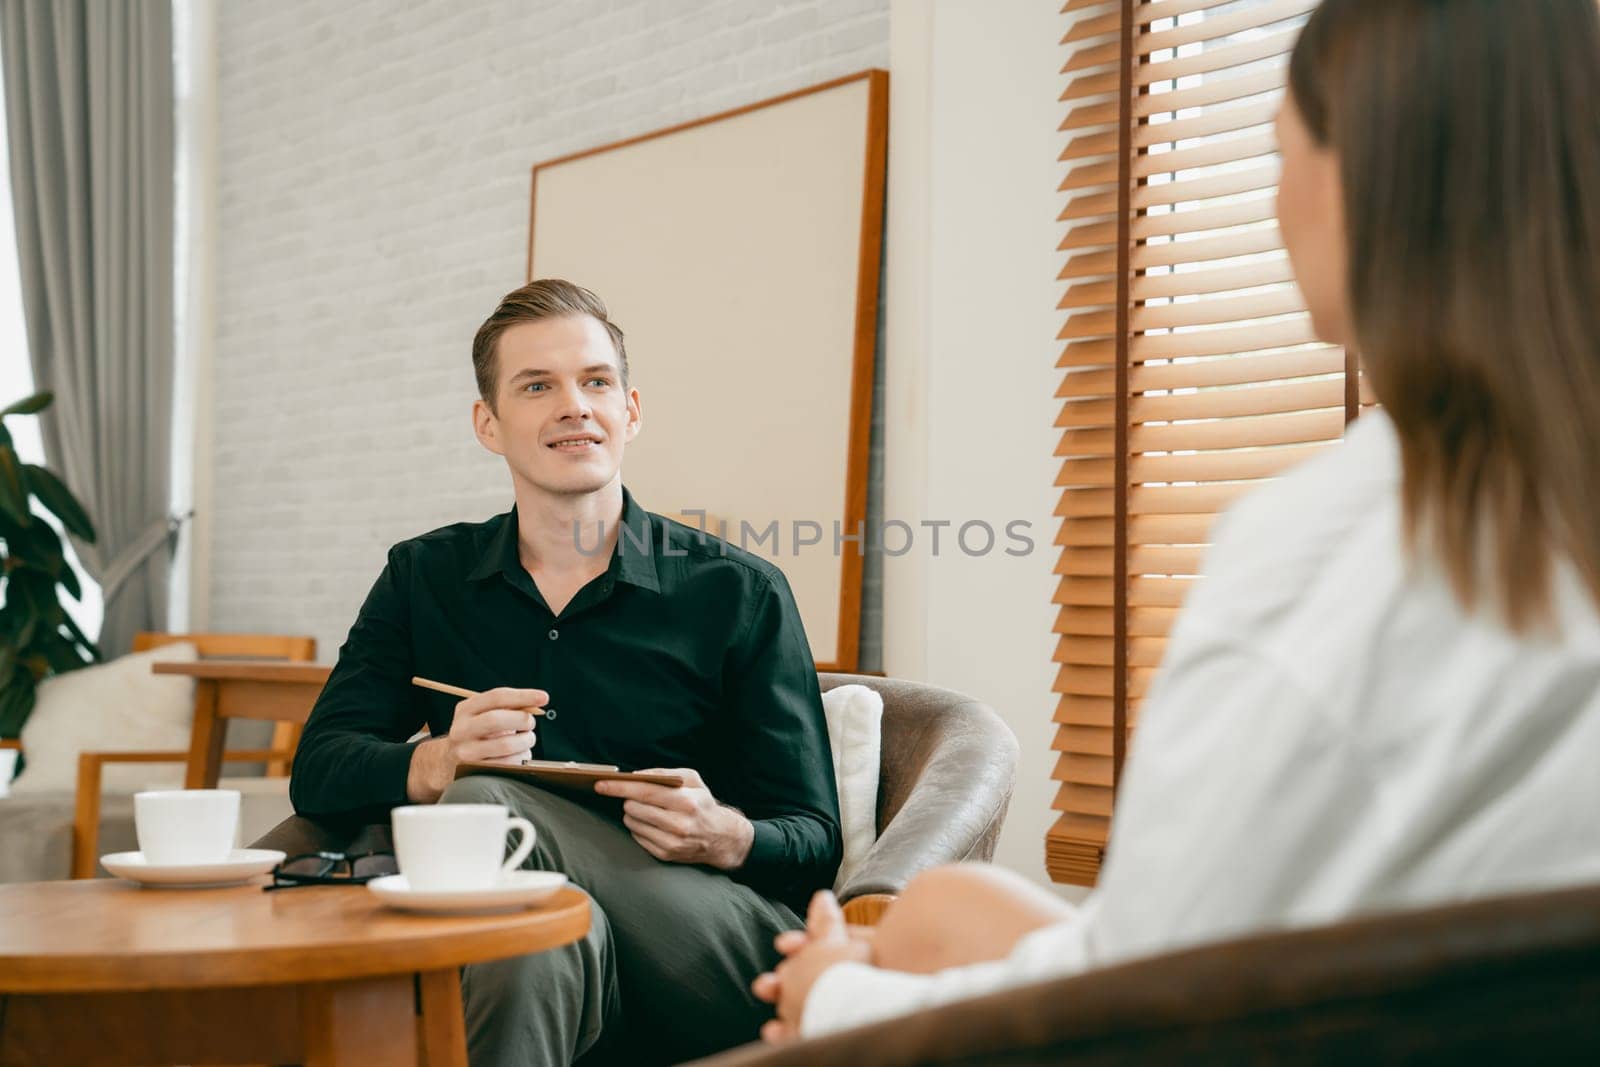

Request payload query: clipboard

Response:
[454,759,685,790]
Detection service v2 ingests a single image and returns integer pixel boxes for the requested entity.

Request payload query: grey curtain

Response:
[0,0,176,657]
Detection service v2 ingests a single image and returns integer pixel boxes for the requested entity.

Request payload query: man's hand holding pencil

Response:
[404,677,548,802]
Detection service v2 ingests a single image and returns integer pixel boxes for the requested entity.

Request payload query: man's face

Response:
[472,314,641,498]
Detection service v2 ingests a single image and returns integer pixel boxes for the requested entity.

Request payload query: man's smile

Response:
[547,432,604,452]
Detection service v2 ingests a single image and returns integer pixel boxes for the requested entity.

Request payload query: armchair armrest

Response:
[691,882,1600,1067]
[835,697,1017,904]
[71,748,293,879]
[250,813,393,858]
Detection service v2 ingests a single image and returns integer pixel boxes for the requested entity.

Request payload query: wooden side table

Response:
[0,876,589,1066]
[150,659,334,789]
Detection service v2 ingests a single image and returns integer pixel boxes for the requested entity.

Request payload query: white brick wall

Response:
[209,0,888,660]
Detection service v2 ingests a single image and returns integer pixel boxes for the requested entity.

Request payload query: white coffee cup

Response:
[134,789,241,866]
[391,803,536,892]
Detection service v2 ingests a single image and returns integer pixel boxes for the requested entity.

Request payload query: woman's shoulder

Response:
[1180,412,1404,632]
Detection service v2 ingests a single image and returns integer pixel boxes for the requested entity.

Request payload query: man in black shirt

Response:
[290,279,841,1065]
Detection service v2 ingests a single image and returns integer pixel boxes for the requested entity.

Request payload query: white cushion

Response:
[821,683,883,891]
[10,642,200,794]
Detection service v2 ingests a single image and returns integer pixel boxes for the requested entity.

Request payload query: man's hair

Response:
[471,279,629,411]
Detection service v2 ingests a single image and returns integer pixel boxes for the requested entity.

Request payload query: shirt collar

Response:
[466,488,661,594]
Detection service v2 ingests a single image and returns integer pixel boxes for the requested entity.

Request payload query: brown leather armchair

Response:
[252,672,1020,924]
[690,881,1600,1065]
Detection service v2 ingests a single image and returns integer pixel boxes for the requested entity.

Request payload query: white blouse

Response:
[803,410,1600,1038]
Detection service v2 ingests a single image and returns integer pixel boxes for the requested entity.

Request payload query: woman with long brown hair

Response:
[754,0,1600,1042]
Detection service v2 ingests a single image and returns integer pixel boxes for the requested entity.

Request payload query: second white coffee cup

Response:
[134,789,241,866]
[391,803,535,892]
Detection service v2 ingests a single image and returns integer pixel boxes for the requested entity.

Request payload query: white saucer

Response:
[367,870,569,914]
[100,848,286,888]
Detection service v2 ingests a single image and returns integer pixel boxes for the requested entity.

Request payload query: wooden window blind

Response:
[1047,0,1363,886]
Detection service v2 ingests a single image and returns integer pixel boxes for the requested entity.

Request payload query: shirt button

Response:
[548,628,560,641]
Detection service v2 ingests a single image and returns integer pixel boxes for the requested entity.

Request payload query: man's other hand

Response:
[593,767,754,869]
[405,686,546,802]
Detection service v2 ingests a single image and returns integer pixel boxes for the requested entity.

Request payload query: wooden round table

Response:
[0,875,590,1066]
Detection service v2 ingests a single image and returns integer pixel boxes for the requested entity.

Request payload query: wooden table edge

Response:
[0,887,590,994]
[152,660,334,683]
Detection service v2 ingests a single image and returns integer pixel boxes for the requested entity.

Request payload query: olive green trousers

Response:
[442,774,799,1066]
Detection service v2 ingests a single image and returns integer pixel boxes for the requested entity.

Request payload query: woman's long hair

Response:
[1289,0,1600,630]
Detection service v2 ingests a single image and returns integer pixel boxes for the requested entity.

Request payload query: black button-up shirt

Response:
[290,489,842,907]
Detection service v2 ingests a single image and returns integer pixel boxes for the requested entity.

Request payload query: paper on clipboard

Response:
[454,759,685,789]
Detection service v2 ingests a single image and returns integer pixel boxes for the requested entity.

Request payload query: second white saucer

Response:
[100,848,286,888]
[367,870,569,914]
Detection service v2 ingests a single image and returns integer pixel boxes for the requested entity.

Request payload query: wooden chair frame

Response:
[69,632,317,879]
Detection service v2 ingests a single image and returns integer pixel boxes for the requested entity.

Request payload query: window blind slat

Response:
[1132,163,1279,209]
[1130,377,1344,420]
[1063,38,1122,73]
[1130,256,1291,298]
[1059,252,1118,281]
[1059,277,1116,308]
[1138,0,1316,57]
[1136,64,1285,118]
[1059,409,1345,455]
[1060,218,1117,251]
[1062,128,1118,162]
[1132,287,1304,331]
[1139,0,1275,25]
[1063,68,1123,101]
[1057,347,1340,397]
[1057,339,1117,367]
[1060,187,1119,219]
[1135,95,1281,149]
[1130,442,1329,483]
[1134,196,1277,241]
[1131,226,1283,270]
[1130,317,1318,361]
[1133,347,1343,390]
[1056,441,1328,487]
[1060,97,1118,130]
[1055,604,1181,637]
[1053,725,1115,757]
[1052,782,1114,819]
[1131,408,1347,451]
[1138,28,1298,86]
[1133,129,1277,179]
[1063,9,1120,43]
[1061,157,1122,191]
[1052,753,1115,788]
[1129,483,1253,514]
[1054,694,1115,725]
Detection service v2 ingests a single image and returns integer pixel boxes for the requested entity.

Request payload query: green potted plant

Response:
[0,390,100,744]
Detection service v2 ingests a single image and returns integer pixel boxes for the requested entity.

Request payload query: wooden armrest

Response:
[79,749,293,765]
[842,893,895,927]
[0,738,21,751]
[70,748,295,879]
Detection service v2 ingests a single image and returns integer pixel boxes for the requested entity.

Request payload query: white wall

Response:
[883,0,1073,891]
[204,0,888,653]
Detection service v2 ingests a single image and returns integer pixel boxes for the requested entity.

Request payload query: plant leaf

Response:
[0,390,52,418]
[0,679,36,740]
[22,464,95,541]
[0,448,27,524]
